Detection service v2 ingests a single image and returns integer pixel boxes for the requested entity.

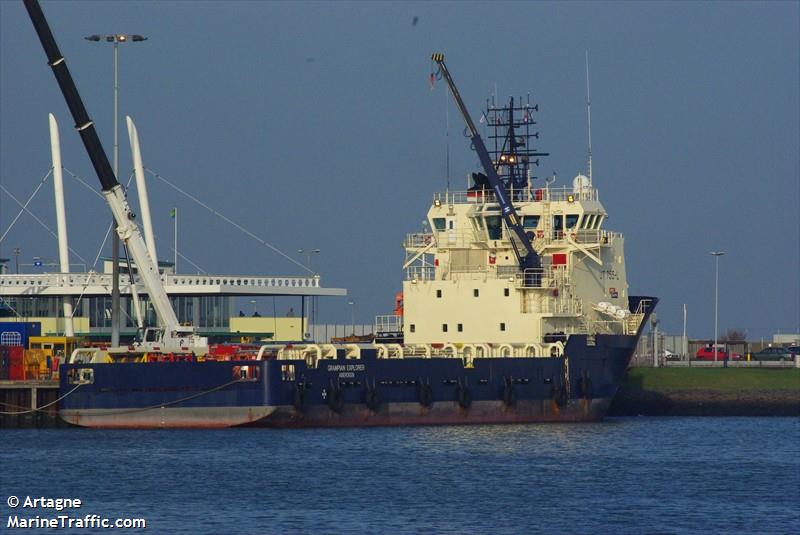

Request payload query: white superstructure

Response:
[400,177,639,348]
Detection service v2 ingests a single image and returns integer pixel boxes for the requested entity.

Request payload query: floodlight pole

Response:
[85,33,147,346]
[710,251,725,363]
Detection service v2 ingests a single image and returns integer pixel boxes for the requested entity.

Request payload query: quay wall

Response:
[609,368,800,416]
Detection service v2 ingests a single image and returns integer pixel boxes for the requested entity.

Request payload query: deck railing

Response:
[0,273,321,293]
[433,185,598,205]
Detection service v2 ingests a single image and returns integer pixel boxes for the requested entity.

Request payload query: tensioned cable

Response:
[152,233,206,274]
[53,377,250,417]
[0,168,52,243]
[64,167,135,271]
[0,382,83,415]
[65,166,208,274]
[144,167,313,274]
[0,296,20,317]
[0,184,88,264]
[62,167,105,201]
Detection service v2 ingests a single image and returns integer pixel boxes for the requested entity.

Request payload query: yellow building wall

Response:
[229,316,306,341]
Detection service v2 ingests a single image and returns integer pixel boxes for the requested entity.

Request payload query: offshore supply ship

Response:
[25,1,656,428]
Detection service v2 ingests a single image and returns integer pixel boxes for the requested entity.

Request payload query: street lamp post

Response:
[297,248,321,274]
[348,300,355,336]
[85,33,147,347]
[710,251,725,363]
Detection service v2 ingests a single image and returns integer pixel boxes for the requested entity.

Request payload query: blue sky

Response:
[1,1,798,339]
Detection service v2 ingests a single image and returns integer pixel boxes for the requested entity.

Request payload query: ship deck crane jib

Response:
[23,0,206,355]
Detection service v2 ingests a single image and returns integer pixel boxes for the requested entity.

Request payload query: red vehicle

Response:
[695,345,741,361]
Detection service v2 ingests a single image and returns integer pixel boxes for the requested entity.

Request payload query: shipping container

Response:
[8,346,25,380]
[0,345,9,380]
[0,322,42,349]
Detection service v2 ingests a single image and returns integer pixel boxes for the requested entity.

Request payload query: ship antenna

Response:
[585,50,593,186]
[445,87,451,193]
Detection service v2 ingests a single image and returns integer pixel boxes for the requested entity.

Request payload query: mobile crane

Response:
[24,0,208,356]
[431,53,542,275]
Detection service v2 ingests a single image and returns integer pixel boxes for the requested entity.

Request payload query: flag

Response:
[523,111,529,123]
[169,208,176,218]
[479,113,486,124]
[429,72,435,89]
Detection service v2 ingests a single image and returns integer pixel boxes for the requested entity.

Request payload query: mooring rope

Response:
[58,376,252,417]
[0,376,251,417]
[0,382,83,415]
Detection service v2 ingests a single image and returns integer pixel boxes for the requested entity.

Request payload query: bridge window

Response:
[433,218,446,231]
[436,289,442,298]
[566,214,579,229]
[504,288,510,297]
[410,324,415,333]
[485,216,502,240]
[473,289,479,297]
[442,324,448,333]
[457,323,463,332]
[500,323,506,331]
[523,216,540,229]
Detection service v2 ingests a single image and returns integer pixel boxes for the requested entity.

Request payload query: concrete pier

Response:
[0,380,65,428]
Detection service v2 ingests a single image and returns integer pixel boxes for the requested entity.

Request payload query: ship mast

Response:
[586,50,593,186]
[485,94,549,192]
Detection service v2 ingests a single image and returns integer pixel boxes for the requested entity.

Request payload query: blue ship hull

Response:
[59,297,656,428]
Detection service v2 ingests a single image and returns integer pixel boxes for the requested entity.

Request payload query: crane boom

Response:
[24,0,206,353]
[431,53,541,271]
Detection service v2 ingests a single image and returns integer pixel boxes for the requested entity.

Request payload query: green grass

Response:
[623,368,800,392]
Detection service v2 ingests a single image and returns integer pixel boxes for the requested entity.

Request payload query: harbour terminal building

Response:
[0,257,347,343]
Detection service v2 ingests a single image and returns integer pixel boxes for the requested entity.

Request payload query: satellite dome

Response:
[573,174,590,193]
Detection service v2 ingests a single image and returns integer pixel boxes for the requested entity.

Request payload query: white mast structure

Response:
[127,116,158,270]
[48,114,74,337]
[585,50,593,186]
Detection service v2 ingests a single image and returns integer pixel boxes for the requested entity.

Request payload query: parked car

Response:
[695,345,741,360]
[751,346,794,362]
[788,346,800,358]
[664,349,681,361]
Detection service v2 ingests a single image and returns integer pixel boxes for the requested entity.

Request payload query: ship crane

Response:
[431,53,542,273]
[24,0,208,355]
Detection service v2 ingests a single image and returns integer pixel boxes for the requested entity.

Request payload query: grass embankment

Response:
[622,368,800,392]
[610,368,800,416]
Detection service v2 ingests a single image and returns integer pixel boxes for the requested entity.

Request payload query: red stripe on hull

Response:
[60,406,276,429]
[244,398,613,428]
[61,400,612,429]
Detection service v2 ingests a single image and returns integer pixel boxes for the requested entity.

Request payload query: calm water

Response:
[2,418,798,534]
